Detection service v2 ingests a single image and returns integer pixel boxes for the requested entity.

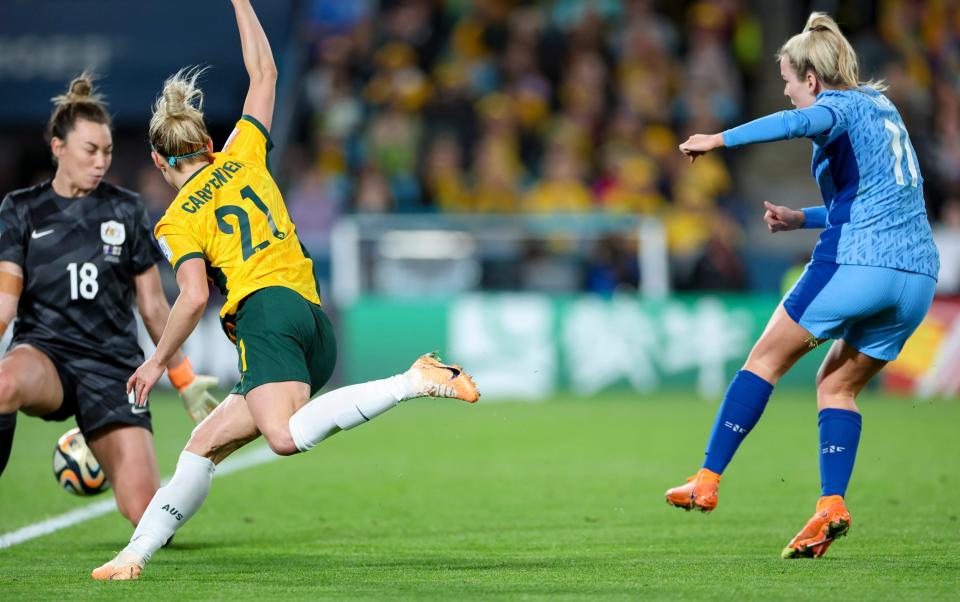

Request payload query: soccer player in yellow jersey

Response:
[93,0,479,581]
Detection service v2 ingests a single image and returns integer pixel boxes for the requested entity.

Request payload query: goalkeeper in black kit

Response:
[0,74,219,526]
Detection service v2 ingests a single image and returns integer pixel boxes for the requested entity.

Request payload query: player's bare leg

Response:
[87,424,161,525]
[782,340,885,559]
[244,381,310,456]
[666,306,820,511]
[0,344,65,417]
[92,393,259,581]
[742,305,822,384]
[185,393,262,463]
[815,339,886,413]
[0,345,65,476]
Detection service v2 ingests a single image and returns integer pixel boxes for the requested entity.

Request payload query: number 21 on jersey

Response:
[215,185,285,261]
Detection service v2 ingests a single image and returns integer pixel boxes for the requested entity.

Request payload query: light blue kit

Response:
[723,87,940,360]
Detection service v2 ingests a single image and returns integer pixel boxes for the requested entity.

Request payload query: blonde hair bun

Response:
[149,66,212,160]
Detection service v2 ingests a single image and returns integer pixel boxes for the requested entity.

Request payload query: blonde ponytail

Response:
[149,66,212,165]
[778,12,886,92]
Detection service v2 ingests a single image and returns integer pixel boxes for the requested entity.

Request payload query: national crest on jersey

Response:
[154,115,321,318]
[100,220,126,262]
[808,88,939,279]
[101,220,126,245]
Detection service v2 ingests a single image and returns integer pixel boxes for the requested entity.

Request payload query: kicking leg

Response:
[783,339,885,559]
[249,353,478,457]
[92,394,259,580]
[285,353,479,454]
[666,306,819,511]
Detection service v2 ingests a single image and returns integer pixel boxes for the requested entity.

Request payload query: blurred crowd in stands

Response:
[285,0,760,293]
[281,0,960,294]
[2,0,958,296]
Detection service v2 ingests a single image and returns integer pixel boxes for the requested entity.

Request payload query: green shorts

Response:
[228,287,337,397]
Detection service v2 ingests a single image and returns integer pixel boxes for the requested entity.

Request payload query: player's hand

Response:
[179,375,220,424]
[127,357,166,408]
[763,201,805,233]
[678,133,723,163]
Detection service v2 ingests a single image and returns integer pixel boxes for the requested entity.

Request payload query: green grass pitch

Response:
[1,389,958,600]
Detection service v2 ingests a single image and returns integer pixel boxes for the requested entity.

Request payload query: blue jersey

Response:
[723,87,939,279]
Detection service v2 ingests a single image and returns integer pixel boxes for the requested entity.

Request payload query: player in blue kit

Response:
[666,12,939,558]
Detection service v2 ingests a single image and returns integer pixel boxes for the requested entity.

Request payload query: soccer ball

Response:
[52,428,110,496]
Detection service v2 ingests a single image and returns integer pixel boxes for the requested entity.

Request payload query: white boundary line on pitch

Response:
[0,445,279,549]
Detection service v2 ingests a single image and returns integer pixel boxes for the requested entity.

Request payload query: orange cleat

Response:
[91,558,143,581]
[409,352,480,403]
[665,468,721,512]
[781,495,851,559]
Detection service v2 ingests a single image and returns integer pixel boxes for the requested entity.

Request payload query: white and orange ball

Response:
[52,428,110,496]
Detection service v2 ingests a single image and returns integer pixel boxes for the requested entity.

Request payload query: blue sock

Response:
[702,370,773,474]
[818,408,862,497]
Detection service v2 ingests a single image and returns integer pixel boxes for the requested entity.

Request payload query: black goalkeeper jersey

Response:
[0,180,164,372]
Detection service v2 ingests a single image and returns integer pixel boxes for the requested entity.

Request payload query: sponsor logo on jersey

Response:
[100,220,126,245]
[31,228,54,239]
[158,236,173,262]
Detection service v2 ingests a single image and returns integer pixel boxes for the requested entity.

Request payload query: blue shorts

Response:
[783,261,936,361]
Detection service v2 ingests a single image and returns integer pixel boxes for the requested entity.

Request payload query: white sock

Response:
[123,451,215,564]
[288,374,417,452]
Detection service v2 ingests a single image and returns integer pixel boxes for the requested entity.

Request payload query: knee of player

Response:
[262,429,299,457]
[0,370,19,412]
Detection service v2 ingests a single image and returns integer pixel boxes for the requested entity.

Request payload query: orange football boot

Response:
[781,495,851,559]
[665,468,721,512]
[409,352,480,403]
[91,552,144,581]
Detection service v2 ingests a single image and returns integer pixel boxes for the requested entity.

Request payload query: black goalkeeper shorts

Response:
[18,340,153,438]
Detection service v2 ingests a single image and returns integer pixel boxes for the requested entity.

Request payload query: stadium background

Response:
[1,2,960,599]
[1,0,958,397]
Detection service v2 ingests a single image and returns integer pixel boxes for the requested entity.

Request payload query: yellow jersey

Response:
[155,115,320,318]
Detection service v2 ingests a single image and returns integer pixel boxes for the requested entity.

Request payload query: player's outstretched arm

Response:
[128,259,209,407]
[231,0,277,132]
[133,265,219,423]
[681,106,837,163]
[134,265,186,367]
[0,262,22,338]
